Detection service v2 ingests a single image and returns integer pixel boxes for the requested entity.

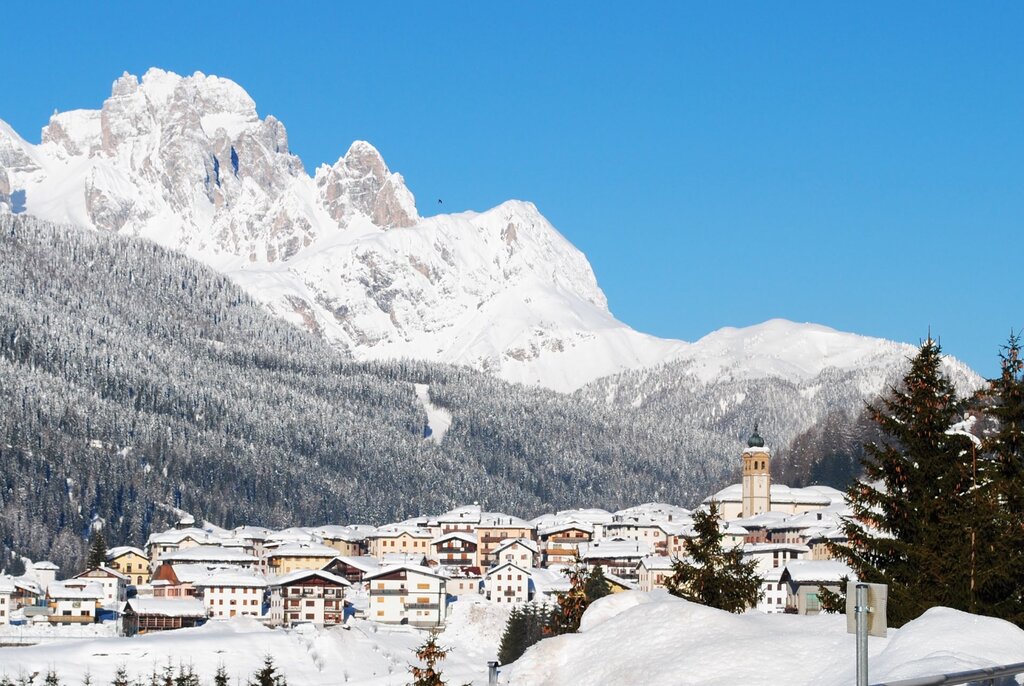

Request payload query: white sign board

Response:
[846,581,888,638]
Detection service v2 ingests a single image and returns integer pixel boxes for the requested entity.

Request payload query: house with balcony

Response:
[47,580,104,625]
[157,544,257,571]
[538,522,593,567]
[475,514,535,567]
[578,539,652,581]
[195,570,267,620]
[483,562,533,604]
[124,597,207,635]
[364,564,449,627]
[145,528,216,565]
[429,531,479,568]
[312,525,375,557]
[322,555,381,584]
[367,526,434,561]
[268,569,350,627]
[72,566,129,609]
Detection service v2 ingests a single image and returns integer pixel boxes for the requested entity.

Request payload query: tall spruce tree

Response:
[665,500,761,613]
[248,656,286,686]
[498,603,554,665]
[979,333,1024,625]
[824,338,981,626]
[86,530,107,569]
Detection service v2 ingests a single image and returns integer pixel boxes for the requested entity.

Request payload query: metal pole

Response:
[488,660,499,686]
[856,583,869,686]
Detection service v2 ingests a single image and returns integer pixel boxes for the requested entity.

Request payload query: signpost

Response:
[846,581,888,686]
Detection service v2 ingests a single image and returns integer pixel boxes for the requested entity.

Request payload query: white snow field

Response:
[500,591,1024,686]
[0,597,510,685]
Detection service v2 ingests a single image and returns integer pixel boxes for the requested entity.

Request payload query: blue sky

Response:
[3,3,1021,376]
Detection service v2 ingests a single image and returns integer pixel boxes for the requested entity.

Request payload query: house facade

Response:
[483,563,533,604]
[365,565,448,627]
[268,569,350,627]
[106,546,151,585]
[195,571,267,620]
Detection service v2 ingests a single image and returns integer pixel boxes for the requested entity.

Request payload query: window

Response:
[806,593,820,612]
[417,583,429,590]
[377,610,385,617]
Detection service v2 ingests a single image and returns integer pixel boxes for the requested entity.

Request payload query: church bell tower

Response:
[741,422,771,518]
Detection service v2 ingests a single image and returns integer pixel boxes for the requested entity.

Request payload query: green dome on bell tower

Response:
[747,421,765,448]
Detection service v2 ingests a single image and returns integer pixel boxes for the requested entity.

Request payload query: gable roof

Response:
[364,564,449,582]
[272,568,352,587]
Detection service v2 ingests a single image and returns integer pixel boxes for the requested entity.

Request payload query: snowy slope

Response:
[0,68,684,392]
[501,591,1024,686]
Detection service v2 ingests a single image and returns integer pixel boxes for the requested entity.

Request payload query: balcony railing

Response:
[372,588,407,596]
[435,547,473,555]
[405,603,439,610]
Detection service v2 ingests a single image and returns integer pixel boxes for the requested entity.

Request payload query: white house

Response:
[364,564,448,627]
[493,538,539,569]
[429,531,479,568]
[268,569,350,627]
[483,562,533,604]
[27,560,59,588]
[195,570,267,620]
[158,545,258,570]
[47,580,104,625]
[0,575,14,625]
[636,556,675,592]
[72,567,129,608]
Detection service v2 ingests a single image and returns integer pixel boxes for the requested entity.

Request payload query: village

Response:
[0,428,854,639]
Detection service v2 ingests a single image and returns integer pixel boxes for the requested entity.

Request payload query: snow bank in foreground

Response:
[0,602,507,685]
[501,593,1024,686]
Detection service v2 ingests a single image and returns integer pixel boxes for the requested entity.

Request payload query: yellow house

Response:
[266,542,340,575]
[105,546,152,585]
[368,526,433,560]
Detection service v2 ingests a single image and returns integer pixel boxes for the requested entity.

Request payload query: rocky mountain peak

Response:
[315,140,418,229]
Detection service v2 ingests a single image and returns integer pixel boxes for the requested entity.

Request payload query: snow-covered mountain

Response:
[0,68,983,395]
[0,68,684,392]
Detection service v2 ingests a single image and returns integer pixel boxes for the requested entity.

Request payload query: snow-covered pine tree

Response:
[665,500,761,613]
[824,338,979,626]
[247,656,286,686]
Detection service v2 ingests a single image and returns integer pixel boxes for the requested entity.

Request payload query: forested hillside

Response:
[0,215,737,572]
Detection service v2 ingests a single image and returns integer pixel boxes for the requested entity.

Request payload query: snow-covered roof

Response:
[364,564,449,582]
[494,538,539,554]
[272,569,352,587]
[781,560,854,584]
[106,546,147,560]
[436,504,482,524]
[614,503,692,522]
[231,525,272,540]
[48,581,104,600]
[431,531,477,546]
[163,563,236,584]
[638,556,676,572]
[158,545,257,564]
[127,597,206,618]
[381,552,427,566]
[146,528,215,545]
[0,575,16,594]
[32,561,59,571]
[579,539,652,560]
[266,542,339,558]
[529,567,571,595]
[478,512,532,529]
[368,525,433,539]
[485,562,532,578]
[538,521,595,537]
[75,566,129,581]
[193,570,267,588]
[329,556,381,573]
[312,524,376,541]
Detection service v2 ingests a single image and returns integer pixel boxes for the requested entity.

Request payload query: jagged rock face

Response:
[316,141,418,229]
[1,68,687,391]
